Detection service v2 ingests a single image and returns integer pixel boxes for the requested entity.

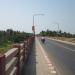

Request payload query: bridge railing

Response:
[0,36,34,75]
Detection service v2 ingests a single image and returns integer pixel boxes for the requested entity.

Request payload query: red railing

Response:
[0,36,34,75]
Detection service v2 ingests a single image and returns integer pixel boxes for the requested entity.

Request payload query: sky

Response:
[0,0,75,34]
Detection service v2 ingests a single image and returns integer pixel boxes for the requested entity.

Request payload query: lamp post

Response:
[56,23,59,36]
[32,14,44,36]
[52,22,59,37]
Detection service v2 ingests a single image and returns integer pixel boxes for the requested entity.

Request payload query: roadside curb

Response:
[48,37,75,46]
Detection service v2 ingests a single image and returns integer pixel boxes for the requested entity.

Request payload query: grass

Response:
[0,41,14,54]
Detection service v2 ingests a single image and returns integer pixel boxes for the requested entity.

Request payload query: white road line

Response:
[48,38,75,52]
[60,45,75,52]
[51,70,57,74]
[54,42,75,52]
[48,63,53,67]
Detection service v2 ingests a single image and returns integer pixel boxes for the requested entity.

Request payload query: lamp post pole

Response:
[33,15,35,36]
[53,22,59,37]
[57,23,59,36]
[32,14,44,36]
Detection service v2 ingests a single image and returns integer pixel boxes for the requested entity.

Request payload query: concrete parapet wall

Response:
[0,36,34,75]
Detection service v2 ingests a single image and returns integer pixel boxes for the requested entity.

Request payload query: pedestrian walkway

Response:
[22,37,57,75]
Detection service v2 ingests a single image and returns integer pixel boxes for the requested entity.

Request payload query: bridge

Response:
[0,36,58,75]
[0,36,75,75]
[0,36,35,75]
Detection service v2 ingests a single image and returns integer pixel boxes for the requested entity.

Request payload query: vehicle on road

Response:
[41,37,45,43]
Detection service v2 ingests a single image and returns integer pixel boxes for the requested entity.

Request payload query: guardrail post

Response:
[23,41,26,62]
[27,39,30,56]
[13,44,21,75]
[25,40,28,61]
[0,54,5,75]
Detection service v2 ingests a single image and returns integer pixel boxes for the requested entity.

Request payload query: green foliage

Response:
[0,29,33,53]
[40,29,75,38]
[0,40,13,53]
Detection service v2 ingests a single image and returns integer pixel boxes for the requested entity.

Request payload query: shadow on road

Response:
[21,41,36,75]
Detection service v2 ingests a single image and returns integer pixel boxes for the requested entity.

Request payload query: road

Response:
[39,37,75,75]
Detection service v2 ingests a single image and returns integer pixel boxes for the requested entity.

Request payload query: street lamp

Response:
[32,14,44,35]
[52,22,60,36]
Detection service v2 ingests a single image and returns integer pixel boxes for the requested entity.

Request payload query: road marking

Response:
[59,45,75,52]
[37,38,57,75]
[48,38,75,52]
[55,42,75,52]
[51,70,57,74]
[48,63,53,67]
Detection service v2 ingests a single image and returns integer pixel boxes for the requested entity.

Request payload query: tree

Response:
[40,29,75,38]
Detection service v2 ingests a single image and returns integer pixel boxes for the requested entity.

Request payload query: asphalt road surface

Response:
[39,37,75,75]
